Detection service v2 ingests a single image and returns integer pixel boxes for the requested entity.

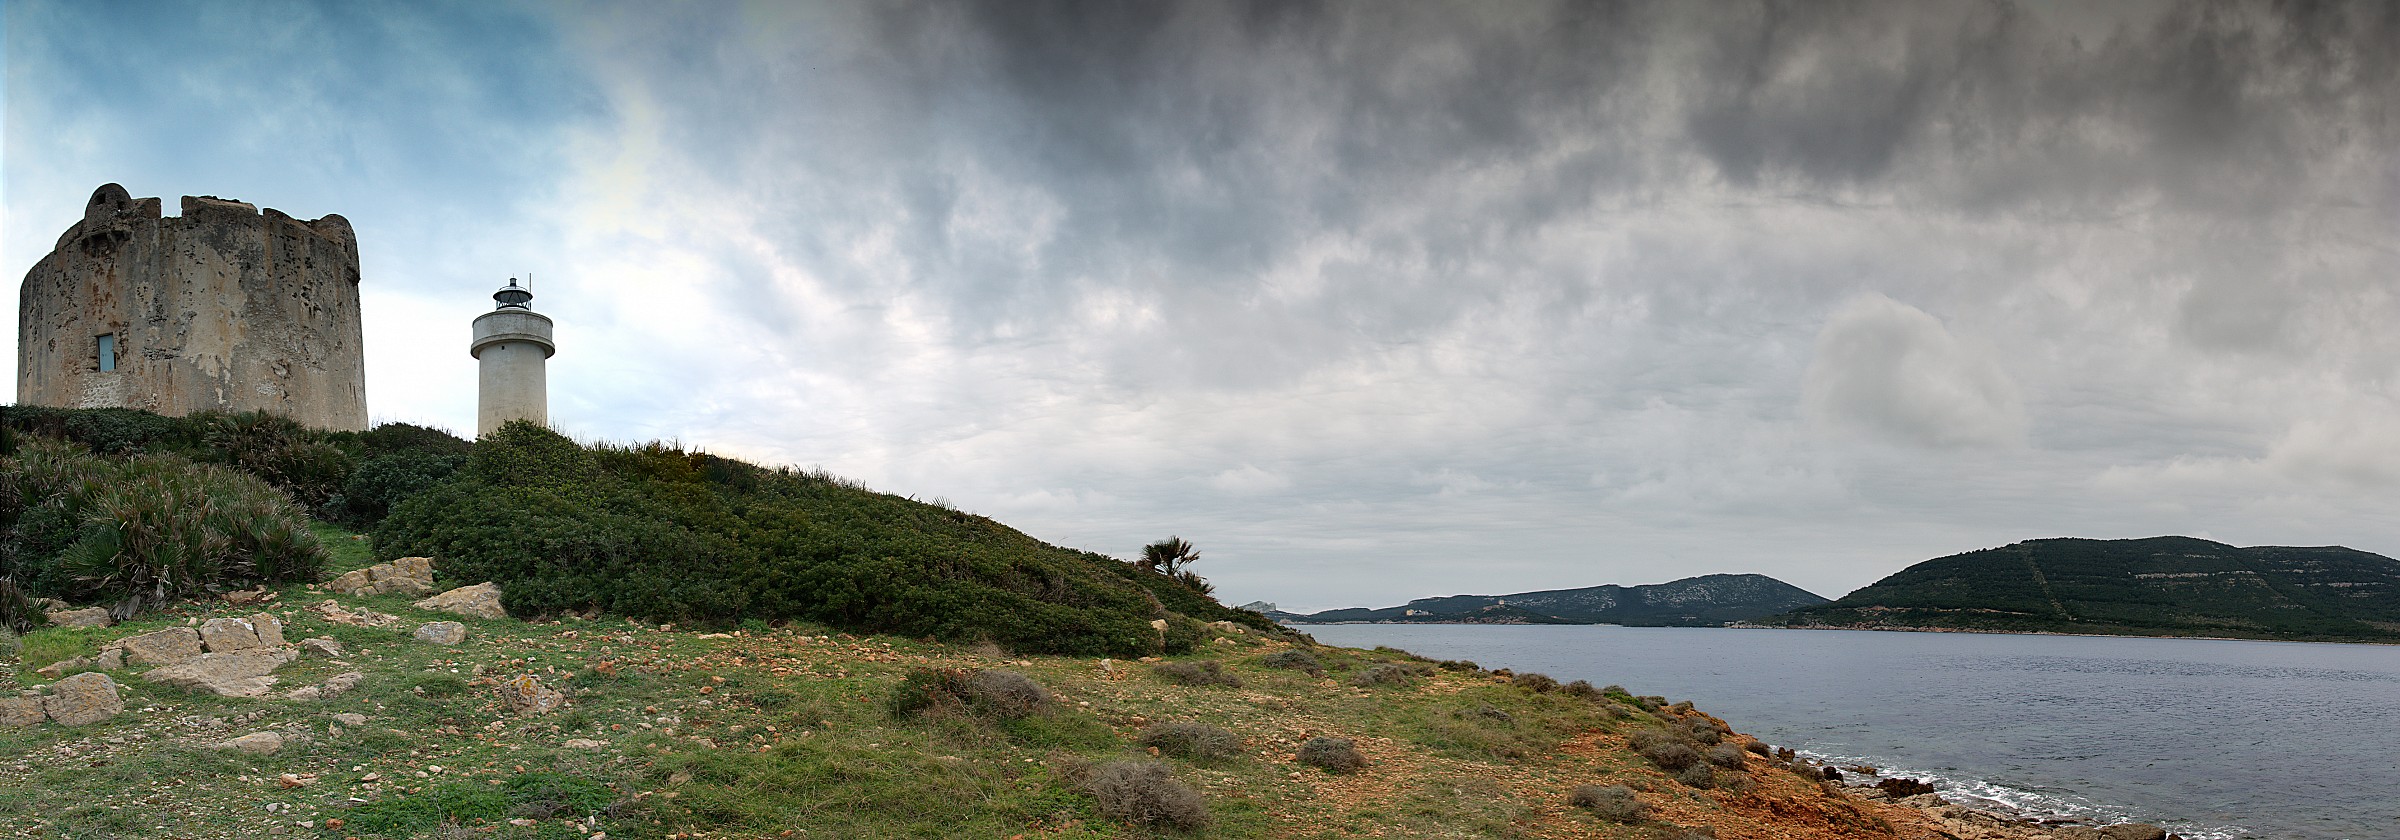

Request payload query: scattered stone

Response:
[213,731,284,755]
[503,675,566,714]
[222,588,270,605]
[41,672,124,726]
[45,607,112,629]
[283,686,323,702]
[332,713,367,727]
[199,617,268,652]
[0,696,47,728]
[250,612,285,647]
[324,557,435,597]
[1149,619,1169,633]
[1207,620,1247,634]
[414,582,507,620]
[118,627,206,666]
[320,672,365,698]
[564,738,609,750]
[143,649,298,698]
[311,599,401,628]
[414,622,468,646]
[35,657,90,679]
[95,648,124,670]
[297,637,345,658]
[2100,825,2169,840]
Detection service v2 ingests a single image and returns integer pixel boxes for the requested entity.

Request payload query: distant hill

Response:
[1287,573,1831,627]
[1766,537,2400,643]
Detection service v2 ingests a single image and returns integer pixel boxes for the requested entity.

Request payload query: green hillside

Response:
[2,408,1281,657]
[1295,574,1829,627]
[1770,536,2400,642]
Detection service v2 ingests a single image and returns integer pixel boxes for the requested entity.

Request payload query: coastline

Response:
[1865,787,2192,840]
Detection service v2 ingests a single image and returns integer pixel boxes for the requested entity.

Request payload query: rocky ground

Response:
[3,527,2195,840]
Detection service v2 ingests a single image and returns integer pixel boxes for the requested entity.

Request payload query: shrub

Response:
[1628,728,1701,771]
[966,670,1052,718]
[1085,760,1210,830]
[4,440,326,619]
[1877,777,1938,798]
[1257,649,1324,675]
[1295,736,1367,772]
[1455,704,1513,724]
[1704,744,1749,768]
[0,579,36,635]
[1679,717,1728,745]
[1512,672,1559,693]
[889,668,977,718]
[338,449,467,524]
[1140,722,1244,762]
[1742,739,1772,756]
[1436,659,1481,672]
[371,422,1265,656]
[1569,784,1647,822]
[1561,679,1602,699]
[1349,662,1428,687]
[1676,764,1715,788]
[1153,660,1242,687]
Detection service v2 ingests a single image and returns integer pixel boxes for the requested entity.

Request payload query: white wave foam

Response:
[1795,749,2254,840]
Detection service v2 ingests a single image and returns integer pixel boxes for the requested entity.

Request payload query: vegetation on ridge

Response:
[371,422,1277,656]
[1765,536,2400,642]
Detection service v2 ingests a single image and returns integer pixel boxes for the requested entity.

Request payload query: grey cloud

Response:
[1802,294,2025,448]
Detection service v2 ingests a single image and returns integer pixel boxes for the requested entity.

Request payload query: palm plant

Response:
[1140,537,1199,576]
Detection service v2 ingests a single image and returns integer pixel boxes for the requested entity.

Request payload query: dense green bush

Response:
[374,422,1274,656]
[0,439,325,618]
[0,407,471,524]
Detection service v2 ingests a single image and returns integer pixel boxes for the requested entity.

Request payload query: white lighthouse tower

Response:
[470,278,554,437]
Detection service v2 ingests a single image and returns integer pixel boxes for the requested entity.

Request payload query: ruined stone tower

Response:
[470,278,552,437]
[16,184,368,430]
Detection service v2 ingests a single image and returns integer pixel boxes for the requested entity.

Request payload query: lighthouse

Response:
[470,278,554,437]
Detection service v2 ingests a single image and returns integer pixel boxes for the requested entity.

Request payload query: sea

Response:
[1300,624,2400,840]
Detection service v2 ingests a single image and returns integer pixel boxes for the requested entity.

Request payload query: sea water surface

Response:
[1301,624,2400,840]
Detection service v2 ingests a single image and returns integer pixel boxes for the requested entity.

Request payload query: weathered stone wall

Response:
[15,184,368,430]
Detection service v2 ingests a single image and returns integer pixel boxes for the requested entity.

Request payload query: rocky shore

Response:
[1857,780,2193,840]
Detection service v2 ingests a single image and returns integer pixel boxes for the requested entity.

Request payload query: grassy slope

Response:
[0,523,1920,840]
[1774,537,2400,642]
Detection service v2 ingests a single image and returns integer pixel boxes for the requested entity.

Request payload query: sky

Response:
[6,0,2397,612]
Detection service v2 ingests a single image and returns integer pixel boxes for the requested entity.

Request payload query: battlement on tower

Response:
[16,183,368,430]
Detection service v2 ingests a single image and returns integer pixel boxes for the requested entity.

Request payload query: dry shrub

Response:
[1678,717,1728,745]
[967,669,1052,718]
[1704,744,1749,769]
[1455,704,1513,724]
[1349,662,1427,688]
[1569,783,1647,823]
[1512,672,1559,693]
[1085,760,1210,830]
[1676,763,1715,788]
[1628,728,1702,771]
[1257,649,1323,675]
[1436,659,1481,672]
[1295,736,1367,772]
[1141,721,1244,762]
[1741,738,1772,756]
[1153,660,1242,688]
[1561,679,1603,700]
[888,667,1051,720]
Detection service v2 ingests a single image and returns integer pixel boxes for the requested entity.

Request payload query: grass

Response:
[0,521,1910,840]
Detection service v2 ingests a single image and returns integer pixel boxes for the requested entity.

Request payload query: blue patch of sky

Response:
[6,0,602,241]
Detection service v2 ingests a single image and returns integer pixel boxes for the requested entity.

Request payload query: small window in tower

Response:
[98,334,117,372]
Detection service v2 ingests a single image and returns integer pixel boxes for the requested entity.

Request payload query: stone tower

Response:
[470,278,553,436]
[16,184,368,430]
